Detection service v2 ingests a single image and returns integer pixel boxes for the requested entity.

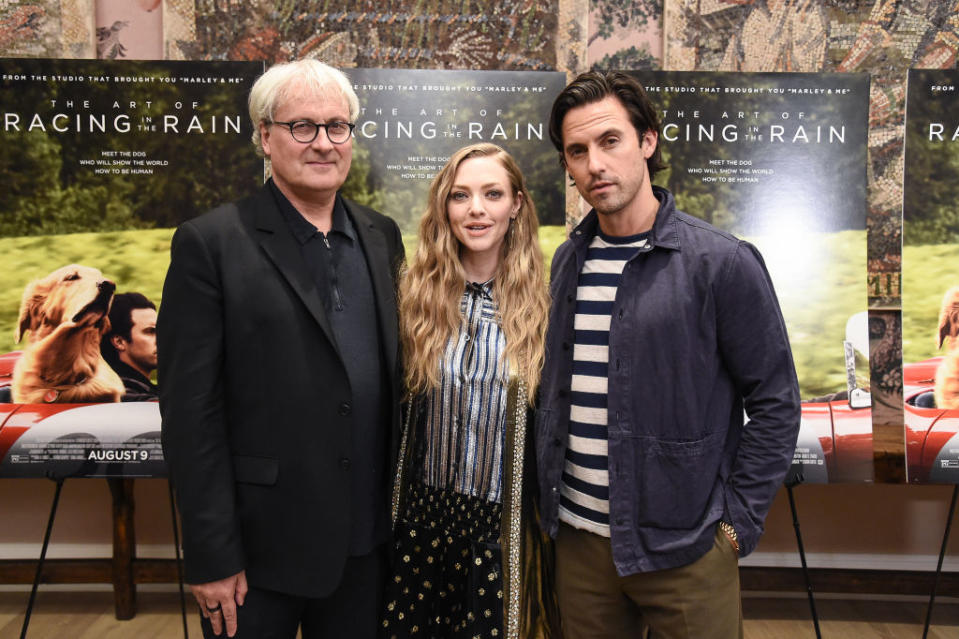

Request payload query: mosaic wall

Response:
[0,1,63,57]
[173,0,567,71]
[1,0,590,71]
[94,0,162,59]
[587,0,662,70]
[0,1,105,58]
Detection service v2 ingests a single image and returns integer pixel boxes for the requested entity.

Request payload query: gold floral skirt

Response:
[381,480,504,639]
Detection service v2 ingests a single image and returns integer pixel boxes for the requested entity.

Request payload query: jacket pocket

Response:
[633,431,724,529]
[232,454,279,486]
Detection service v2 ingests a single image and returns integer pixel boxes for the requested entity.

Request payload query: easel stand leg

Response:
[108,478,137,619]
[787,483,821,639]
[20,477,64,639]
[923,484,959,639]
[169,480,189,639]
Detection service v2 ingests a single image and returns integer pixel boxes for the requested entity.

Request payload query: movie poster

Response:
[628,71,873,483]
[0,58,263,478]
[343,68,567,236]
[902,69,959,485]
[0,64,565,478]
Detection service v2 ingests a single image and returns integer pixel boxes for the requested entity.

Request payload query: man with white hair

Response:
[159,60,405,638]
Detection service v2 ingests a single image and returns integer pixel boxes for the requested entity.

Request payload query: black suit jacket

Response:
[158,184,404,597]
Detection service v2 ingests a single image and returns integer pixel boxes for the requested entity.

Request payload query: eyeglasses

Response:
[269,120,355,144]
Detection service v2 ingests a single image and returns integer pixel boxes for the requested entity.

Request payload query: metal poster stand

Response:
[17,476,188,639]
[923,484,958,639]
[19,475,63,639]
[785,467,822,639]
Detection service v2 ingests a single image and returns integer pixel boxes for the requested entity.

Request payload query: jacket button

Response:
[558,389,568,398]
[339,457,351,470]
[339,402,352,416]
[562,341,570,351]
[566,294,574,303]
[618,309,624,319]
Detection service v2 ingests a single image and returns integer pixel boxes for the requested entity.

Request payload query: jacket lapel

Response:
[250,187,339,352]
[348,201,400,378]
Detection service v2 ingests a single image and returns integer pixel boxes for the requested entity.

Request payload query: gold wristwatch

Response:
[719,521,739,554]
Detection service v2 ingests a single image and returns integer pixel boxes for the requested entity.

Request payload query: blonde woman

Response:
[382,144,557,639]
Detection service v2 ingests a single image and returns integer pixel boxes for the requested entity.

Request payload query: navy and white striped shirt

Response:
[559,231,648,536]
[417,281,510,503]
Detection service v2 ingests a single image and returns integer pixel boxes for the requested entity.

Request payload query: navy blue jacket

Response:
[536,186,800,575]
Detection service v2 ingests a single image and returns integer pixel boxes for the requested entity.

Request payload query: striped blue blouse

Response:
[416,280,510,504]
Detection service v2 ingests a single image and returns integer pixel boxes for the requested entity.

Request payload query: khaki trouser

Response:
[556,522,743,639]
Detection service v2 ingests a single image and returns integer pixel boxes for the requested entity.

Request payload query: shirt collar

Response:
[570,185,680,252]
[647,186,680,250]
[268,178,356,245]
[465,279,494,300]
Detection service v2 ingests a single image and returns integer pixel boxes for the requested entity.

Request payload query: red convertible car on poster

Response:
[903,356,959,483]
[0,350,164,479]
[3,327,959,483]
[792,346,872,483]
[793,312,959,484]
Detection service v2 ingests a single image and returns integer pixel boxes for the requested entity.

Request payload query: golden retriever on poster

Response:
[13,264,124,404]
[935,286,959,409]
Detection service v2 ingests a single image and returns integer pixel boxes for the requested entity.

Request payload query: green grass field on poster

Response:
[1,226,861,399]
[750,230,867,398]
[0,226,570,356]
[0,229,174,355]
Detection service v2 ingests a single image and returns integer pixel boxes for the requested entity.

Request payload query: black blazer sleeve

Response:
[159,215,245,585]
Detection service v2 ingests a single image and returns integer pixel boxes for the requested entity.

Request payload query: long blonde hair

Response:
[399,143,549,401]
